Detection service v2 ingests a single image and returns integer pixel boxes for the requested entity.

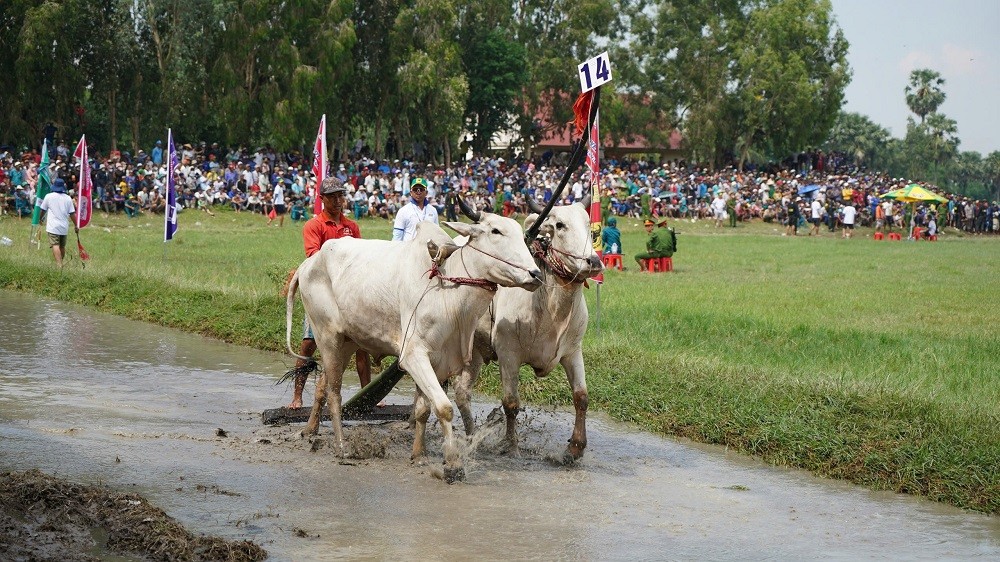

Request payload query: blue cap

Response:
[51,178,66,193]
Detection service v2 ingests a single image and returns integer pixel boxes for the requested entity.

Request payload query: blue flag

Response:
[164,130,178,242]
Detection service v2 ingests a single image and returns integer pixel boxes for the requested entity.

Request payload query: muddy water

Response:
[1,290,998,560]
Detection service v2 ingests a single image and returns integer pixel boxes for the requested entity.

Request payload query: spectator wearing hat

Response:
[151,140,163,166]
[601,216,623,255]
[38,178,77,268]
[634,218,676,268]
[391,177,438,241]
[287,177,372,409]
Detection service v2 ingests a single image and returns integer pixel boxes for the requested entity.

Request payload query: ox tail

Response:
[285,266,312,362]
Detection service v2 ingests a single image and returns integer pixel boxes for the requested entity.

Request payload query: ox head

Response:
[441,213,543,291]
[524,197,603,281]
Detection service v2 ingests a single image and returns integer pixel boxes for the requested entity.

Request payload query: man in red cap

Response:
[286,176,372,409]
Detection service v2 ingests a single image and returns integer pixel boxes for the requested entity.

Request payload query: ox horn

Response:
[579,192,592,209]
[526,197,547,215]
[427,240,461,263]
[456,195,481,223]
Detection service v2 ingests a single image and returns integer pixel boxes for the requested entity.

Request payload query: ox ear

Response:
[523,213,539,233]
[442,221,478,238]
[427,240,460,262]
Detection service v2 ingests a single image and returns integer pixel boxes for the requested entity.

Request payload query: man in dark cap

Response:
[634,217,676,269]
[38,178,77,268]
[286,177,372,409]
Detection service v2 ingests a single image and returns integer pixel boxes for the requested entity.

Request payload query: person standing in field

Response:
[810,196,824,236]
[38,178,77,269]
[286,177,372,409]
[392,177,438,241]
[841,201,857,239]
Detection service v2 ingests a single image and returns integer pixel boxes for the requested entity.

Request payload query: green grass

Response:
[2,209,999,513]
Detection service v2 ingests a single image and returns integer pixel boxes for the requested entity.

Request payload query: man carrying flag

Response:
[38,178,77,269]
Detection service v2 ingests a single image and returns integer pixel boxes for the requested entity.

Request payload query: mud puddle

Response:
[2,290,999,560]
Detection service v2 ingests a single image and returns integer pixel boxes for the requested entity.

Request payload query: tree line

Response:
[825,69,1000,201]
[0,0,846,162]
[1,1,995,198]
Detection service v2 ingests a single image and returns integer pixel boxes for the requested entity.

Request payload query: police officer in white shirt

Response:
[392,177,438,241]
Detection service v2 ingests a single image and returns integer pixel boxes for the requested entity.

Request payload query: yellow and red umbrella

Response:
[881,184,948,238]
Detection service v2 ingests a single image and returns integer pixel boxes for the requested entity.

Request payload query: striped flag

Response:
[311,114,327,215]
[73,136,92,229]
[164,129,178,241]
[586,109,604,284]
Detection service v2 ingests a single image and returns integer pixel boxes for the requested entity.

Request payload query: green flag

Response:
[31,140,52,226]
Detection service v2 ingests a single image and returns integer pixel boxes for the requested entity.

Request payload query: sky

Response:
[829,0,999,155]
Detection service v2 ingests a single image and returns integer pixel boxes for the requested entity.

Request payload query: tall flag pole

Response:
[73,135,93,229]
[73,136,92,263]
[311,114,327,216]
[30,140,52,247]
[586,97,603,285]
[164,129,178,243]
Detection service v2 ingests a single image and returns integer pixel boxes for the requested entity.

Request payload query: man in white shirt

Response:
[38,178,77,268]
[841,202,856,239]
[270,182,286,227]
[392,177,438,241]
[810,197,823,236]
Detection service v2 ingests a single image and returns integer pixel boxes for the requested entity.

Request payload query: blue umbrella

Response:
[798,184,821,196]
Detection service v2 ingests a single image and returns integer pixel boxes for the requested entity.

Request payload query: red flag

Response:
[311,115,327,216]
[586,109,604,284]
[73,136,92,229]
[573,91,594,137]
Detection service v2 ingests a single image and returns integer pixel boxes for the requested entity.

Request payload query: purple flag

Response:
[164,129,178,242]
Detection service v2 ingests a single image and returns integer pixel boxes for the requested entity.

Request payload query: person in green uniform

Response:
[726,195,737,227]
[600,187,613,225]
[634,218,676,268]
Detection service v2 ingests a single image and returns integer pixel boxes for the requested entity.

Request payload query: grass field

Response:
[2,208,998,513]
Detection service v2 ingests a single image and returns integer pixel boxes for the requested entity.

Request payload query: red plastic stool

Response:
[642,257,673,273]
[602,254,623,271]
[928,234,938,241]
[914,227,924,240]
[873,232,884,240]
[888,232,902,241]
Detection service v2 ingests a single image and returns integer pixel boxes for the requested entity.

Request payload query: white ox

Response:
[285,216,541,482]
[454,199,603,463]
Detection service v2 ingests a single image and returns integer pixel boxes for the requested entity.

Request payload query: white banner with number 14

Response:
[578,51,613,93]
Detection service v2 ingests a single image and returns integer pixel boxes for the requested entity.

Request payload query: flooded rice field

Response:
[1,290,998,560]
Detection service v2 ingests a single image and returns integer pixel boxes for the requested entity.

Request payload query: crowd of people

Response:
[2,141,998,240]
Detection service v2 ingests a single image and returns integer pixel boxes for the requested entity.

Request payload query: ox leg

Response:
[411,388,431,461]
[499,356,522,456]
[306,342,352,456]
[303,370,328,436]
[403,354,464,483]
[454,354,484,437]
[561,350,589,463]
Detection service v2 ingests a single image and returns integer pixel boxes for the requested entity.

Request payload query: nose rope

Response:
[530,239,598,286]
[425,245,502,292]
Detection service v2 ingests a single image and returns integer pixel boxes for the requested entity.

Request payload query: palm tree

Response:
[904,69,946,124]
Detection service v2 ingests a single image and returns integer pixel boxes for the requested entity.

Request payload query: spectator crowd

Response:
[2,140,998,238]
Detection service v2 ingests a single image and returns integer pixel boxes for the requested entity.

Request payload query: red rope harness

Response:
[427,261,498,292]
[531,240,586,284]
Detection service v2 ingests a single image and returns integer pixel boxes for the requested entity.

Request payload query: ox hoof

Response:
[443,465,466,484]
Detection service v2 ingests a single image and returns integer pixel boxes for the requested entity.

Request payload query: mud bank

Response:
[0,469,266,561]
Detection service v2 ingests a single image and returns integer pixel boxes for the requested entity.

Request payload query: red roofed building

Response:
[527,91,686,163]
